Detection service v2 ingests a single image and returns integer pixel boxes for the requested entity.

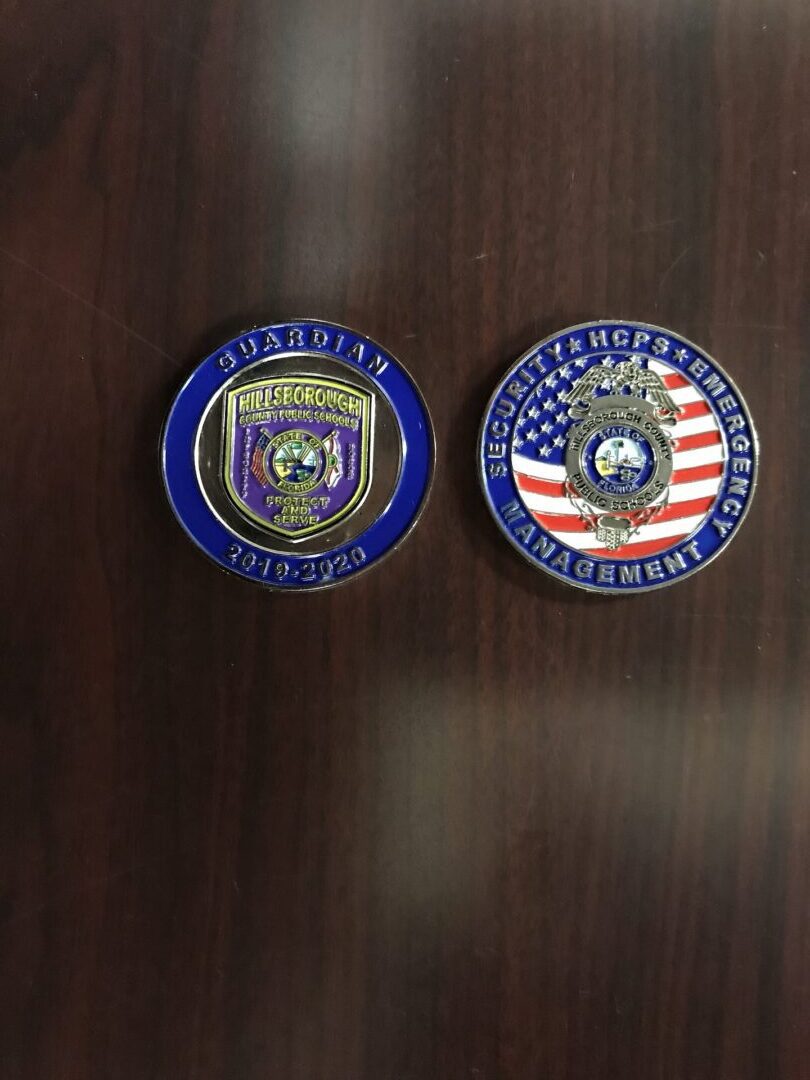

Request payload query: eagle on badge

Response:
[563,360,681,424]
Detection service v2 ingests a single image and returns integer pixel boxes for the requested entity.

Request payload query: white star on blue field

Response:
[512,354,648,462]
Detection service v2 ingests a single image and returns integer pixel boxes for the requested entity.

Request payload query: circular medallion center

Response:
[583,425,656,497]
[268,429,326,493]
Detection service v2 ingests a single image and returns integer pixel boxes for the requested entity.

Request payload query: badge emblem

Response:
[162,321,434,589]
[223,375,373,539]
[479,321,758,593]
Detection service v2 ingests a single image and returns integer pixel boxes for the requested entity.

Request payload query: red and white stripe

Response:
[251,445,269,486]
[513,360,726,559]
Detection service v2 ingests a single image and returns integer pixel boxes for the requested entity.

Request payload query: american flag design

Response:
[250,430,271,486]
[511,356,724,560]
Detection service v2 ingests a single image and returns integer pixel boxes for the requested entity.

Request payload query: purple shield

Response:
[223,375,373,540]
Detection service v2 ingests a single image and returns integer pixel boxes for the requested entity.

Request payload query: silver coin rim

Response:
[477,319,760,596]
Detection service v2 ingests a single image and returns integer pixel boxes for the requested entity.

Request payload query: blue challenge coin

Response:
[162,320,434,590]
[479,321,758,594]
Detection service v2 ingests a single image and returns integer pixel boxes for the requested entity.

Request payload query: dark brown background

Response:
[1,1,808,1078]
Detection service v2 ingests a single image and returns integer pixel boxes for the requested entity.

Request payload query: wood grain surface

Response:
[1,1,809,1078]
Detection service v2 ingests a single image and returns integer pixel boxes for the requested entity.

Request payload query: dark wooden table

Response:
[2,2,808,1078]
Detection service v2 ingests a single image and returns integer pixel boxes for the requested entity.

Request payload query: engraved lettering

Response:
[506,380,529,400]
[238,337,258,359]
[662,551,687,574]
[701,372,727,398]
[651,336,670,355]
[712,518,733,538]
[500,500,525,525]
[495,398,516,419]
[725,413,746,433]
[550,550,571,572]
[531,535,556,559]
[525,357,547,375]
[682,540,702,562]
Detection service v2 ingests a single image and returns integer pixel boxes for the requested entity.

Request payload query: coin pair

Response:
[162,319,758,594]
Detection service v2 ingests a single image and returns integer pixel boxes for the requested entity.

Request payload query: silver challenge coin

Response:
[478,320,758,594]
[162,320,435,590]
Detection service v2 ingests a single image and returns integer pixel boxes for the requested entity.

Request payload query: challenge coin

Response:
[162,320,434,590]
[478,321,758,593]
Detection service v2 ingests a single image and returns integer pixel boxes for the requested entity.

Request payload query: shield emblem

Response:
[222,375,374,541]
